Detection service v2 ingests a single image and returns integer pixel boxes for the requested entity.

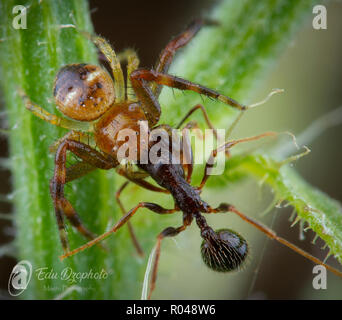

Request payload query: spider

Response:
[22,19,342,299]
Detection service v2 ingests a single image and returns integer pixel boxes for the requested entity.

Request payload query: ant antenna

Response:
[247,88,284,109]
[279,130,300,150]
[225,88,284,140]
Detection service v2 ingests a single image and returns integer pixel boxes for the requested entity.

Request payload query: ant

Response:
[22,19,342,299]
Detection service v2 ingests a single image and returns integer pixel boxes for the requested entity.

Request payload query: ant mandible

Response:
[22,19,342,299]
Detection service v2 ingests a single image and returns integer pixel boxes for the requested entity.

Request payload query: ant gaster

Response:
[22,19,342,299]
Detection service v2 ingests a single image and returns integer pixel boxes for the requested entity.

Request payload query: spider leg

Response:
[130,69,246,127]
[50,131,98,183]
[199,132,277,189]
[65,161,96,183]
[205,203,342,278]
[60,202,178,260]
[49,130,95,153]
[117,49,140,101]
[21,92,92,131]
[50,139,117,254]
[116,163,169,193]
[82,32,125,103]
[152,19,210,97]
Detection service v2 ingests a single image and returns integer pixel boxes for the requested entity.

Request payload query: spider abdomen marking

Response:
[53,64,115,121]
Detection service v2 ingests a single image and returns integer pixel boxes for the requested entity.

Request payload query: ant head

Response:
[200,228,248,272]
[53,64,115,121]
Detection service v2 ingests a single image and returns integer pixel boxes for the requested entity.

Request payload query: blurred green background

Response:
[0,0,341,299]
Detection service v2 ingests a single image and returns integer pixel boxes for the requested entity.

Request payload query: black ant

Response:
[22,19,342,299]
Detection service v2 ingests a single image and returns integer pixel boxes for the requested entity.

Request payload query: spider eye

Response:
[53,64,115,121]
[201,228,248,272]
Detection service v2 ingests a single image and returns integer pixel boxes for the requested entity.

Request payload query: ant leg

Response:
[117,49,140,101]
[115,181,144,256]
[116,162,174,255]
[176,104,216,134]
[177,103,232,172]
[65,161,168,256]
[51,139,116,254]
[82,32,125,102]
[60,202,178,260]
[199,132,277,189]
[152,19,212,97]
[147,224,188,299]
[179,125,194,183]
[21,92,92,131]
[207,203,342,278]
[115,166,175,256]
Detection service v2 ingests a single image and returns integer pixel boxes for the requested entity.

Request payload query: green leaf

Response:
[216,154,342,263]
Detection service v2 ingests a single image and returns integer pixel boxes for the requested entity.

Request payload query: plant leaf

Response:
[212,153,342,263]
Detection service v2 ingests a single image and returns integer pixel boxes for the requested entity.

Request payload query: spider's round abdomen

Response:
[94,102,147,161]
[53,64,115,121]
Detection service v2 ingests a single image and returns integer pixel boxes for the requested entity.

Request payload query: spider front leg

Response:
[152,18,213,97]
[50,139,116,254]
[130,69,247,127]
[131,69,283,127]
